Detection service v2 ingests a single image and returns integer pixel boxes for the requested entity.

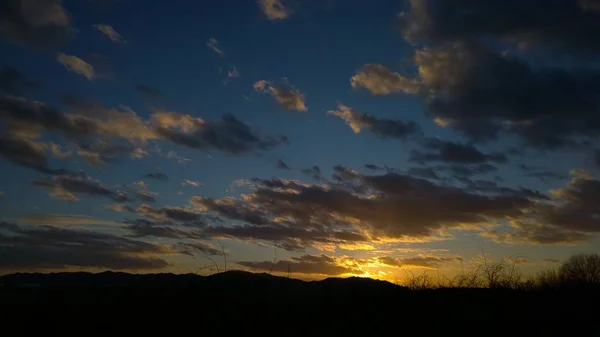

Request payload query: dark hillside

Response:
[1,271,598,335]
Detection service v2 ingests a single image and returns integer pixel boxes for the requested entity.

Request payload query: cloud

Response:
[227,65,240,79]
[206,38,224,56]
[56,53,96,80]
[328,103,420,140]
[134,84,162,98]
[76,140,147,165]
[191,169,546,249]
[1,95,287,158]
[136,190,157,202]
[92,24,125,43]
[33,174,127,202]
[136,204,203,225]
[124,219,210,243]
[350,64,420,95]
[0,66,41,95]
[192,195,368,251]
[523,171,567,182]
[143,172,169,181]
[483,170,600,244]
[378,255,461,268]
[177,242,221,256]
[276,159,290,170]
[152,111,289,154]
[398,0,600,57]
[0,0,74,48]
[238,254,357,276]
[135,181,147,189]
[105,203,135,213]
[182,179,201,187]
[257,0,290,20]
[0,222,169,271]
[254,80,307,112]
[364,164,385,171]
[391,1,600,149]
[18,214,122,227]
[0,136,70,174]
[409,138,507,165]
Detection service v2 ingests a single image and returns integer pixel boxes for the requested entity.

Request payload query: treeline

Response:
[401,253,600,290]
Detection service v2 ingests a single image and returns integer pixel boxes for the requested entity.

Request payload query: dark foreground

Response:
[1,271,598,335]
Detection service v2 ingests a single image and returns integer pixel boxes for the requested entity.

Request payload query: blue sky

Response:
[1,0,599,280]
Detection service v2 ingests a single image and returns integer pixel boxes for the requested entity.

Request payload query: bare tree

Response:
[559,253,600,286]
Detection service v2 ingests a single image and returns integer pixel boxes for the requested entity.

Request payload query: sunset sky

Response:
[1,0,600,280]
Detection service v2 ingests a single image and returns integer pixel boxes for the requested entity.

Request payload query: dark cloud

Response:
[0,136,68,174]
[523,171,568,182]
[276,159,290,170]
[0,0,74,48]
[124,218,207,241]
[378,255,461,268]
[143,172,169,181]
[390,1,600,149]
[406,167,440,180]
[177,242,221,257]
[192,168,544,248]
[484,170,600,244]
[76,140,147,165]
[328,104,421,140]
[134,84,163,99]
[364,164,384,171]
[301,165,322,180]
[1,95,288,161]
[0,66,41,95]
[399,0,600,57]
[136,190,157,202]
[33,174,127,202]
[410,138,507,165]
[594,150,600,169]
[238,254,357,276]
[136,204,203,225]
[153,112,289,155]
[0,222,169,271]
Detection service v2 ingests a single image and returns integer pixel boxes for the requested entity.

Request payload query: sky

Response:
[1,0,600,281]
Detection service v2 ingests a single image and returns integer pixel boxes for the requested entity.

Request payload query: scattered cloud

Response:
[18,214,122,227]
[0,95,288,160]
[152,110,289,154]
[136,204,203,225]
[93,24,125,43]
[409,138,507,165]
[0,66,41,95]
[33,174,128,202]
[239,254,357,276]
[134,84,162,99]
[136,189,157,202]
[56,53,96,80]
[350,64,419,95]
[258,0,290,21]
[328,103,420,140]
[143,172,169,181]
[0,222,169,271]
[254,79,307,112]
[182,179,201,187]
[206,38,224,56]
[0,0,74,48]
[276,159,290,170]
[378,255,462,268]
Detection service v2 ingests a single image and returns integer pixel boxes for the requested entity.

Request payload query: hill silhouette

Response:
[1,270,598,335]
